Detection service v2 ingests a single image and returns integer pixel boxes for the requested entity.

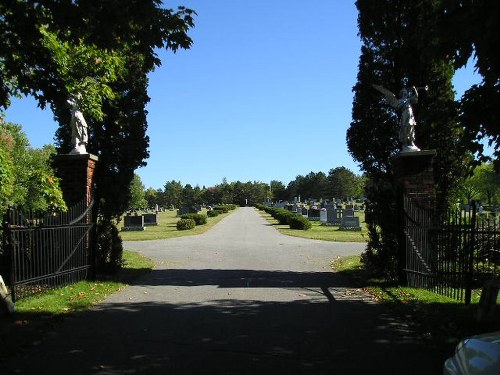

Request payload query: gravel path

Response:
[4,207,440,374]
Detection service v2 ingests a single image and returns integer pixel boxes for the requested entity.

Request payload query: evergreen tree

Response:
[347,0,469,277]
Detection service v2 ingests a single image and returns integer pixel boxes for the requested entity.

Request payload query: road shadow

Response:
[3,268,443,374]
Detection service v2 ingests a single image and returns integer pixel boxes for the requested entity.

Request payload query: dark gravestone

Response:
[340,216,361,231]
[178,206,199,216]
[122,215,145,231]
[308,208,321,221]
[343,208,355,217]
[143,213,158,226]
[301,207,308,217]
[327,209,342,225]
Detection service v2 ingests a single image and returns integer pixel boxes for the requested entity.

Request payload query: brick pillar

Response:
[53,154,98,207]
[393,149,437,284]
[393,150,437,208]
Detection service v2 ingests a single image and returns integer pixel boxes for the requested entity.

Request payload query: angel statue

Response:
[372,84,422,153]
[67,95,88,155]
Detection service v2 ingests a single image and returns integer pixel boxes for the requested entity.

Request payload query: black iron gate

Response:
[2,199,95,302]
[401,195,500,304]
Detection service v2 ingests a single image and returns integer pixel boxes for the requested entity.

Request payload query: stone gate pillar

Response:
[393,150,437,207]
[53,153,98,207]
[393,150,437,284]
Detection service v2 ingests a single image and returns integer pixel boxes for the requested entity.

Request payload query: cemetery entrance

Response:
[401,194,499,304]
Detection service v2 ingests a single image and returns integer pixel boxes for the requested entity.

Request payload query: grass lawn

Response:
[332,255,500,362]
[119,208,233,241]
[258,210,369,242]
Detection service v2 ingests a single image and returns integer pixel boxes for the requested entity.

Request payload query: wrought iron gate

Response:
[2,199,94,302]
[401,195,499,303]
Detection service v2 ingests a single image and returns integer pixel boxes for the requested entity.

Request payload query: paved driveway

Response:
[4,207,440,374]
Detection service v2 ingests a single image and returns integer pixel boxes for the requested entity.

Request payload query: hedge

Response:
[177,218,196,230]
[180,213,207,225]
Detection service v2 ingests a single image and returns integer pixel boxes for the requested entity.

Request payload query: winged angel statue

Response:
[372,84,420,153]
[67,95,88,155]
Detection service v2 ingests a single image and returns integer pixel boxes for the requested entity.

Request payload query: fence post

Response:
[464,201,477,305]
[2,208,15,303]
[397,190,407,285]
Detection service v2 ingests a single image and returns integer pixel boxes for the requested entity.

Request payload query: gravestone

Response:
[327,209,343,225]
[320,209,328,223]
[122,215,145,231]
[340,216,361,231]
[143,213,158,226]
[178,206,199,216]
[343,208,355,217]
[301,207,308,217]
[308,208,321,221]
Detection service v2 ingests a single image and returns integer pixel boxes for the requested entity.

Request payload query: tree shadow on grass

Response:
[331,264,500,363]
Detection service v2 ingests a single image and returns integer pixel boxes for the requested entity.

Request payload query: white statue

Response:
[67,95,88,155]
[372,84,424,153]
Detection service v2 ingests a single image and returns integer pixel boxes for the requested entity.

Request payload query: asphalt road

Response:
[4,207,441,374]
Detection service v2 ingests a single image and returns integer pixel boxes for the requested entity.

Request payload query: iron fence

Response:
[2,199,94,302]
[402,196,499,304]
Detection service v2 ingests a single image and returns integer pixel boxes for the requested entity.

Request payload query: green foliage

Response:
[437,1,500,169]
[0,1,196,274]
[288,215,312,230]
[128,174,148,210]
[347,0,471,277]
[328,167,365,199]
[207,210,219,217]
[180,213,207,225]
[176,218,196,231]
[95,219,123,274]
[39,27,125,121]
[0,123,65,213]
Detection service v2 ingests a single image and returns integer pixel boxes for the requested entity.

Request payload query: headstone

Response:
[301,207,308,217]
[343,208,355,217]
[327,208,342,225]
[340,216,361,231]
[122,215,145,231]
[320,209,328,223]
[178,206,199,216]
[143,213,158,226]
[308,208,321,221]
[345,204,354,210]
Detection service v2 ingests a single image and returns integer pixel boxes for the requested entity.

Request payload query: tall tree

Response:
[0,1,195,272]
[327,167,363,200]
[438,1,500,169]
[347,0,469,277]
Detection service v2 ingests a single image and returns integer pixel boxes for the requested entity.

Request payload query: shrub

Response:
[273,208,293,225]
[177,218,196,230]
[180,213,207,225]
[213,205,229,213]
[288,215,312,230]
[207,210,219,217]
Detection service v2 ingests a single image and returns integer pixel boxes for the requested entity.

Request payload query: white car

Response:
[443,331,500,375]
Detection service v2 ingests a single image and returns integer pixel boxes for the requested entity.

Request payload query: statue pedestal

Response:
[393,150,437,207]
[53,153,98,207]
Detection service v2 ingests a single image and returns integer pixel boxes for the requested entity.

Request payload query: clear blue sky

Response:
[3,0,480,190]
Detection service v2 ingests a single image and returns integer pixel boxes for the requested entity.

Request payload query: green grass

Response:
[14,250,154,315]
[119,209,233,241]
[259,211,368,242]
[332,255,500,361]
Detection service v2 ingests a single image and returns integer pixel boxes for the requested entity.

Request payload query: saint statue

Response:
[372,84,421,153]
[67,95,88,155]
